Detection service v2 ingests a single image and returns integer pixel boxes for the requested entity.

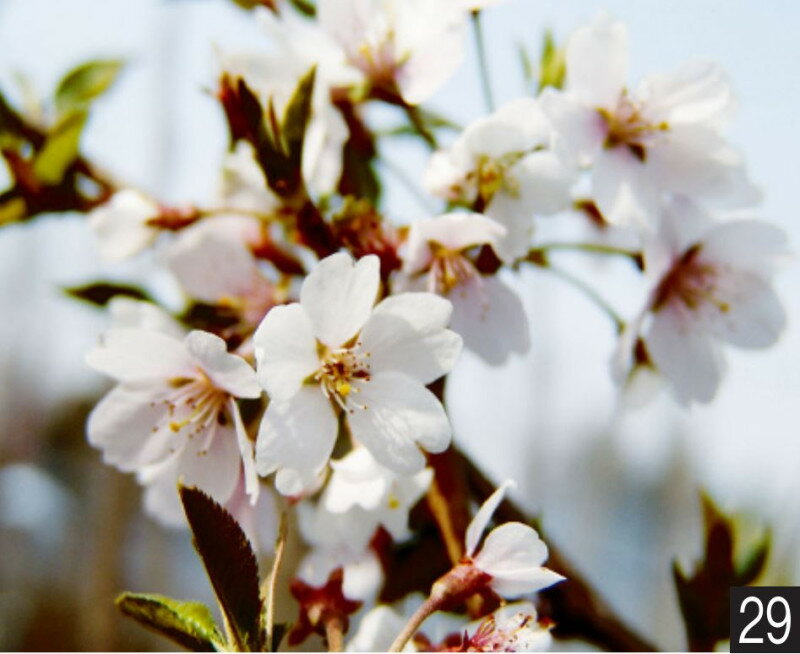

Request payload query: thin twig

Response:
[471,11,495,113]
[263,511,289,651]
[388,594,441,652]
[532,242,643,261]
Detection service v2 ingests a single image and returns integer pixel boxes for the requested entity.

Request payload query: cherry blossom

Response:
[616,198,787,404]
[86,318,262,525]
[88,189,161,261]
[540,12,760,227]
[459,602,553,652]
[317,0,468,105]
[398,212,529,364]
[253,252,462,494]
[425,98,574,262]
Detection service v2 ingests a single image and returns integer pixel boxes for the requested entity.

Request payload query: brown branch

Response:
[457,448,658,652]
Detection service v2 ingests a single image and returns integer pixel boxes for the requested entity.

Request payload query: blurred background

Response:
[1,0,799,650]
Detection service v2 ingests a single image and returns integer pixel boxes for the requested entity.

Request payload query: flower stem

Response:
[403,102,438,150]
[531,241,643,263]
[471,11,495,113]
[325,616,345,652]
[388,594,442,652]
[263,511,288,651]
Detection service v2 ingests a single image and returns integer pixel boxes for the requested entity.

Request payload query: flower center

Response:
[472,153,525,204]
[652,244,730,315]
[428,244,481,295]
[600,93,669,162]
[155,371,228,455]
[314,346,372,413]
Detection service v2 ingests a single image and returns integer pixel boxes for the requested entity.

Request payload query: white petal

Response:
[592,146,660,227]
[108,297,185,337]
[89,189,159,262]
[255,385,338,477]
[539,88,606,164]
[462,114,536,161]
[485,193,534,263]
[348,606,406,653]
[300,253,380,348]
[566,12,628,109]
[86,328,194,382]
[275,467,326,497]
[184,330,261,398]
[449,275,530,365]
[357,293,463,384]
[474,522,564,597]
[231,398,259,505]
[253,303,320,403]
[513,150,575,216]
[465,479,515,557]
[646,307,725,404]
[87,382,176,472]
[347,371,452,474]
[701,220,789,274]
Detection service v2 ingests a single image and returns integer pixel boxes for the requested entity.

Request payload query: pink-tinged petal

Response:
[168,230,263,305]
[646,307,725,404]
[485,193,534,263]
[253,303,320,403]
[231,398,259,505]
[640,61,733,127]
[184,330,261,398]
[300,253,380,348]
[492,97,554,148]
[449,275,529,365]
[87,382,176,472]
[701,220,789,274]
[255,385,338,477]
[86,328,194,383]
[465,480,515,557]
[358,293,463,384]
[565,12,628,109]
[474,522,564,597]
[592,147,659,227]
[347,371,451,474]
[463,115,536,161]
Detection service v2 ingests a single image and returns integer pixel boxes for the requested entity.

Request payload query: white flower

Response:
[87,324,262,526]
[464,481,564,597]
[322,446,432,542]
[254,253,462,494]
[318,0,468,105]
[617,198,788,404]
[540,13,760,227]
[398,212,529,364]
[218,141,280,215]
[167,223,275,327]
[425,98,574,262]
[462,602,553,652]
[89,189,160,261]
[296,498,384,602]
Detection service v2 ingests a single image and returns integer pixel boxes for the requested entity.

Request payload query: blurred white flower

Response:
[425,98,574,262]
[318,0,468,105]
[88,189,160,261]
[462,602,553,652]
[541,13,760,227]
[616,198,788,404]
[253,253,461,494]
[87,322,262,526]
[323,446,432,542]
[218,141,280,215]
[398,212,529,364]
[464,480,564,597]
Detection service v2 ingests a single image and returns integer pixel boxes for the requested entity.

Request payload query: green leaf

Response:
[179,485,264,652]
[0,196,26,225]
[538,30,566,92]
[288,0,316,16]
[115,592,223,652]
[55,59,125,115]
[63,281,153,307]
[32,109,87,185]
[282,66,316,173]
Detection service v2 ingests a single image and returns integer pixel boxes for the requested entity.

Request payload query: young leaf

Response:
[179,485,264,652]
[63,281,152,307]
[115,592,223,652]
[32,110,88,185]
[55,59,125,115]
[538,30,566,92]
[282,66,316,173]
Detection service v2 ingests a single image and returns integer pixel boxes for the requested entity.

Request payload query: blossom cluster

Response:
[75,2,788,651]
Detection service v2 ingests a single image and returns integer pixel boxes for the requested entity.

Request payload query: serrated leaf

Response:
[55,59,125,115]
[179,485,264,652]
[63,281,152,307]
[32,110,87,185]
[116,592,223,652]
[282,66,316,173]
